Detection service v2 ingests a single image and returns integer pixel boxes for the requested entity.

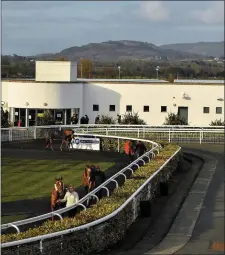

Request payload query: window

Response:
[161,106,167,112]
[143,106,149,112]
[109,105,115,112]
[126,105,132,112]
[203,107,210,113]
[216,107,222,114]
[93,104,99,111]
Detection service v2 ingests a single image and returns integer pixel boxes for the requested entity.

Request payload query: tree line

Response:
[1,55,224,80]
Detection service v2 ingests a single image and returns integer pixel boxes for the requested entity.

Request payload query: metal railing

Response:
[1,125,224,144]
[1,136,181,249]
[1,133,159,234]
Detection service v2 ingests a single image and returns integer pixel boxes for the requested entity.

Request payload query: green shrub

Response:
[121,112,146,125]
[164,113,188,125]
[210,119,225,126]
[98,115,116,124]
[1,143,180,248]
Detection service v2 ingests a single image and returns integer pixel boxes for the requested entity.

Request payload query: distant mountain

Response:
[33,40,206,62]
[159,41,224,58]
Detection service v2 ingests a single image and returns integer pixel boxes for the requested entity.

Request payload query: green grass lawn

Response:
[1,158,114,203]
[1,214,29,224]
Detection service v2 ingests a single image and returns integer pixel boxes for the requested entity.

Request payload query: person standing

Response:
[135,141,147,158]
[95,166,106,199]
[85,115,89,124]
[58,185,79,218]
[45,133,54,151]
[95,115,100,124]
[124,140,135,163]
[71,114,78,125]
[117,114,121,124]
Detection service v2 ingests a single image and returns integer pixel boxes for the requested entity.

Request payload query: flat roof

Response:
[2,78,224,85]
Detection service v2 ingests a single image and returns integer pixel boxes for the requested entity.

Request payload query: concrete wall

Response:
[1,81,224,126]
[35,61,77,82]
[2,81,83,109]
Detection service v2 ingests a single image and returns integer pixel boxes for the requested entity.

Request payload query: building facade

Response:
[1,61,224,127]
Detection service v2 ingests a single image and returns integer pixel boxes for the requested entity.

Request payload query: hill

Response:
[159,41,224,58]
[34,40,205,62]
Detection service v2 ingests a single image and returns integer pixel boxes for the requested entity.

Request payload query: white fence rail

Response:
[1,133,160,240]
[1,125,224,144]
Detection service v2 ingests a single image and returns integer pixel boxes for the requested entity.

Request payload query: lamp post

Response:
[118,66,121,79]
[156,66,159,79]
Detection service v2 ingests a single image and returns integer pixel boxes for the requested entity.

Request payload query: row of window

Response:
[93,104,223,114]
[203,107,222,114]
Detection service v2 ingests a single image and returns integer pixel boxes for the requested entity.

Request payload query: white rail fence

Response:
[1,133,161,248]
[1,125,224,144]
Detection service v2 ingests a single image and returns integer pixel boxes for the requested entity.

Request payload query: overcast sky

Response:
[2,1,224,56]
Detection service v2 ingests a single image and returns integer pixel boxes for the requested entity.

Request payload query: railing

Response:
[1,135,181,251]
[1,125,224,144]
[1,133,160,235]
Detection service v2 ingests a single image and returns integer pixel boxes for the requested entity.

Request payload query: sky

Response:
[2,1,224,56]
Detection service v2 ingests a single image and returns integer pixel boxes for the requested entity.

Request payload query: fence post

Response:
[9,129,13,142]
[200,130,202,144]
[106,128,108,135]
[143,127,145,138]
[137,128,140,138]
[168,129,171,143]
[34,127,37,140]
[117,138,120,152]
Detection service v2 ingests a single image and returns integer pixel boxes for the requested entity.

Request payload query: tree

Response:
[98,115,116,124]
[37,110,54,126]
[1,108,10,127]
[210,119,225,126]
[121,112,146,125]
[55,56,68,61]
[79,59,93,78]
[164,113,188,125]
[167,74,174,83]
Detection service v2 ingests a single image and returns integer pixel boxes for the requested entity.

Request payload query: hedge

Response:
[1,143,181,255]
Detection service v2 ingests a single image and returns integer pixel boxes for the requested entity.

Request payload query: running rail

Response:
[1,133,160,232]
[1,144,181,249]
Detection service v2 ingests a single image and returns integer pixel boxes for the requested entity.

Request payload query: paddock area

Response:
[1,139,128,224]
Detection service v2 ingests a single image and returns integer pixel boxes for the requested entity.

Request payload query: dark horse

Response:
[51,180,66,220]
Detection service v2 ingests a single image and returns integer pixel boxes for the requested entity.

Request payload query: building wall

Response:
[2,82,83,109]
[1,81,224,126]
[84,83,224,125]
[35,61,77,82]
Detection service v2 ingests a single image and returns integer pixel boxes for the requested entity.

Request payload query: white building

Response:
[1,61,224,127]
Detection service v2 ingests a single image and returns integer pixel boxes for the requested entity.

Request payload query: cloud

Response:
[190,1,224,24]
[138,1,170,22]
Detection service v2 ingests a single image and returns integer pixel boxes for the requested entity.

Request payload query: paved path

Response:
[101,144,224,255]
[174,144,224,255]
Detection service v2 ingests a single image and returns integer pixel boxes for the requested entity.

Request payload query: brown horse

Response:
[82,165,97,206]
[51,181,66,220]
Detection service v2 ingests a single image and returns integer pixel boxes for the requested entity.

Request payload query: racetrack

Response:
[100,144,224,255]
[1,139,128,231]
[2,142,224,254]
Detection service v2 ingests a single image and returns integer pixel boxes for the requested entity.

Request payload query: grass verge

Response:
[1,159,114,203]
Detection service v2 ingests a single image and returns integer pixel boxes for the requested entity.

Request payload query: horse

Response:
[82,165,97,206]
[51,181,66,221]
